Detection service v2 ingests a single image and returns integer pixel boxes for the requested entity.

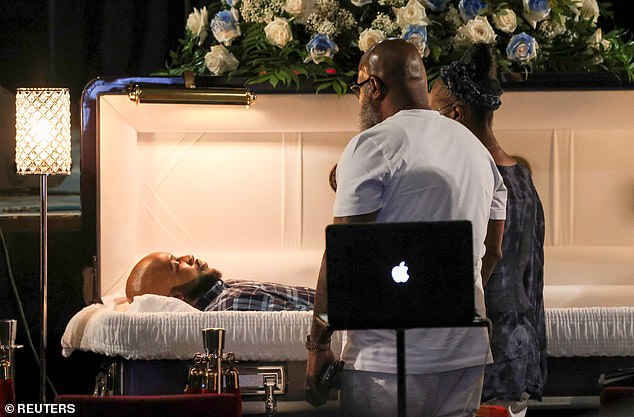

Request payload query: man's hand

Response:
[305,348,336,406]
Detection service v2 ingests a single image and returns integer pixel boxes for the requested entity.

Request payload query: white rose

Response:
[285,0,303,15]
[393,0,430,30]
[285,0,315,23]
[456,16,496,44]
[186,7,209,45]
[204,45,240,75]
[358,28,386,52]
[492,8,517,34]
[264,17,293,48]
[590,28,611,51]
[590,28,602,47]
[571,0,599,24]
[580,0,600,24]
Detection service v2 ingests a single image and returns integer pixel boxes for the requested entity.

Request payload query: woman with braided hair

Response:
[429,43,547,417]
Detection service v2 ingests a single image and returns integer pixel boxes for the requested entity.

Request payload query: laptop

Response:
[323,221,477,331]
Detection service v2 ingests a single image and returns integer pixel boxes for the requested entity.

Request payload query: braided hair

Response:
[440,43,503,116]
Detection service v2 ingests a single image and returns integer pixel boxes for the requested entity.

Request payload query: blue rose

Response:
[402,25,428,56]
[506,32,539,63]
[211,9,241,46]
[304,34,339,64]
[458,0,487,22]
[422,0,451,12]
[224,0,239,7]
[522,0,550,28]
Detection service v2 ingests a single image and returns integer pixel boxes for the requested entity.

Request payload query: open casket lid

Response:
[81,77,359,298]
[81,77,634,301]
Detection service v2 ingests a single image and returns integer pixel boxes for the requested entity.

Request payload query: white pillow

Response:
[128,294,199,313]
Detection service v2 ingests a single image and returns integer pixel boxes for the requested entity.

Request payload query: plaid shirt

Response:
[199,280,315,312]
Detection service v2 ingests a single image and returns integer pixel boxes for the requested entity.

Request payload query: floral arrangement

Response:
[158,0,634,92]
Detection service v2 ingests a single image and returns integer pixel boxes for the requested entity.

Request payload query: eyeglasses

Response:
[436,102,457,115]
[349,78,372,98]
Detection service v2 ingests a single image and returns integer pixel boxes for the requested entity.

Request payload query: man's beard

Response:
[359,94,382,130]
[171,268,223,305]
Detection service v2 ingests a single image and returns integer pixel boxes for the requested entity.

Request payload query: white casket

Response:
[66,76,634,402]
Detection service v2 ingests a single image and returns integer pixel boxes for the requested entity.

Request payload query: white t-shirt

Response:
[334,109,507,374]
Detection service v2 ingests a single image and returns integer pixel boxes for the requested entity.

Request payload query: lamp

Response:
[14,87,72,404]
[127,84,256,107]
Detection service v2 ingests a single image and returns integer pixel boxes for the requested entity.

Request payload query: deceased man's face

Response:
[125,252,218,302]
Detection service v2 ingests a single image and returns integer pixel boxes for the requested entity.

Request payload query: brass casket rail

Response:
[127,84,256,106]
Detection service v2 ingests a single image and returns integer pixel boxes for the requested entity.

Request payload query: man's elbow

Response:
[483,246,502,268]
[488,247,503,262]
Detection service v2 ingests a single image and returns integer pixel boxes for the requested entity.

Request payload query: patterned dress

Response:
[482,163,548,401]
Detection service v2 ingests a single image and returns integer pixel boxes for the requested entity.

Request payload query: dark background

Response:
[1,1,634,103]
[0,0,634,404]
[0,0,211,403]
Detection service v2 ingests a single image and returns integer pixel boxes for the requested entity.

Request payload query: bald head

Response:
[125,252,221,303]
[359,38,429,106]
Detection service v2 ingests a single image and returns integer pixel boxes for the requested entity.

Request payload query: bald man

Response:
[305,39,507,417]
[126,253,221,304]
[126,252,315,311]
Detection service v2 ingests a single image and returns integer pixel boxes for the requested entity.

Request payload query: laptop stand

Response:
[320,313,489,417]
[394,319,489,417]
[395,317,491,417]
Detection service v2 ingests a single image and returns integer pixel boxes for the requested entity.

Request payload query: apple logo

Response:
[391,261,410,283]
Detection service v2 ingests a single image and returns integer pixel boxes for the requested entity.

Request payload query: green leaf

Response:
[155,0,634,92]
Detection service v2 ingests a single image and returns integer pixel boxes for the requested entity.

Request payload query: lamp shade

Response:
[15,88,71,175]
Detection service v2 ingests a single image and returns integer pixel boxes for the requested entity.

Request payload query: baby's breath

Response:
[443,5,463,29]
[240,0,284,23]
[377,0,405,7]
[160,0,634,92]
[371,13,398,35]
[306,0,355,37]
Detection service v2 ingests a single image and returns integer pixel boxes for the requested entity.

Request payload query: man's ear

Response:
[369,76,385,100]
[452,102,465,122]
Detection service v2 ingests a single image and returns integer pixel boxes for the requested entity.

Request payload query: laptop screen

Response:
[325,221,475,330]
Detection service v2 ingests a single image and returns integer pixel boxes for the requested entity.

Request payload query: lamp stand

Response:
[39,174,48,404]
[14,87,71,406]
